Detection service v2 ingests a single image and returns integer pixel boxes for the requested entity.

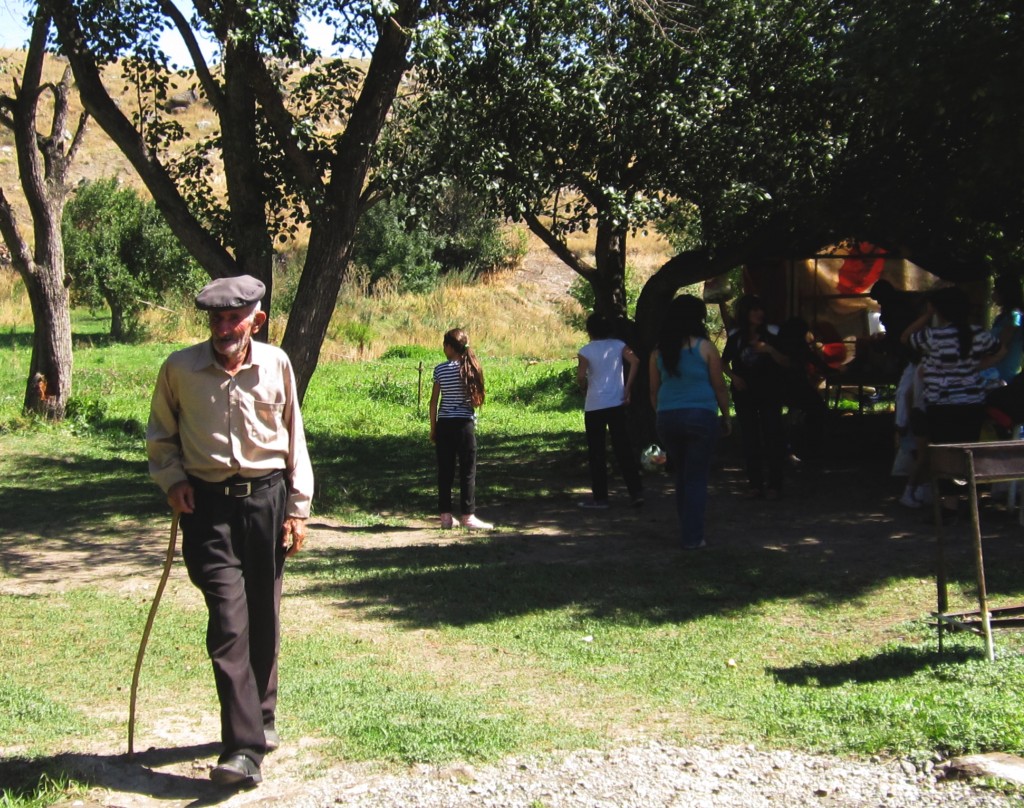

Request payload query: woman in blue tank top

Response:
[649,295,732,549]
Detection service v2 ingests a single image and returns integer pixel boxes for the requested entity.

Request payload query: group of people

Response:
[575,293,821,550]
[144,271,1022,789]
[869,277,1024,513]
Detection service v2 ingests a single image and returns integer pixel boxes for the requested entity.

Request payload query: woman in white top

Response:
[576,313,644,509]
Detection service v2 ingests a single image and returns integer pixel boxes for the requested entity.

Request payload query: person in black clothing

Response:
[869,280,925,366]
[777,316,829,465]
[722,295,791,499]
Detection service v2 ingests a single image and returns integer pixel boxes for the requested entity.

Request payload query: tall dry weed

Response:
[0,268,30,330]
[321,270,582,360]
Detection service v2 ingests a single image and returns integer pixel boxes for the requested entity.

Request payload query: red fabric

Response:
[836,242,886,295]
[821,342,848,368]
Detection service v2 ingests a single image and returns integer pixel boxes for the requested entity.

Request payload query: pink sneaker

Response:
[440,513,454,529]
[460,514,494,530]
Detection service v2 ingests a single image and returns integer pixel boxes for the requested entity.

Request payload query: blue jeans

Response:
[656,408,718,548]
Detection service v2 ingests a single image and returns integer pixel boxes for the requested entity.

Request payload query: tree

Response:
[826,0,1024,280]
[398,0,844,327]
[63,178,205,340]
[351,184,524,293]
[46,0,430,399]
[0,11,87,418]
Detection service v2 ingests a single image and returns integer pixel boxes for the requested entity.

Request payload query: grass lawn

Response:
[3,321,1024,803]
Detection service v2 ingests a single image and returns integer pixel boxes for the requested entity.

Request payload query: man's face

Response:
[209,305,263,364]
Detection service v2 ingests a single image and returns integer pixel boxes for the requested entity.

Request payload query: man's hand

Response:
[167,480,195,514]
[282,517,307,557]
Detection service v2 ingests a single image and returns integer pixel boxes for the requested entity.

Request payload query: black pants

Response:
[180,476,286,764]
[734,390,785,493]
[584,405,643,501]
[927,403,986,497]
[436,417,477,514]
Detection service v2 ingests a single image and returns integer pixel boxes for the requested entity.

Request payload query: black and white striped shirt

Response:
[433,360,475,419]
[909,324,999,406]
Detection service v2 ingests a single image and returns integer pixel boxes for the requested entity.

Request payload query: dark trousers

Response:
[436,417,477,514]
[734,390,785,493]
[584,405,643,501]
[927,403,986,497]
[180,477,286,764]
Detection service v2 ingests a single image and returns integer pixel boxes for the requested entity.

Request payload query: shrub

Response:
[63,179,205,341]
[352,186,526,295]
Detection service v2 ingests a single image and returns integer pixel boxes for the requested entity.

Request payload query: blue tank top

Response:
[656,339,717,412]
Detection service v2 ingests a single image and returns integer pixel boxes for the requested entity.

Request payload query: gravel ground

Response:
[270,741,1019,807]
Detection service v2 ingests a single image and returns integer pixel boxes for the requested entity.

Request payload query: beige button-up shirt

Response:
[147,339,314,519]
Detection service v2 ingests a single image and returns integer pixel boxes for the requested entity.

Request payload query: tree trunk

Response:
[0,13,81,419]
[109,299,125,342]
[20,260,73,418]
[593,222,629,320]
[282,2,417,399]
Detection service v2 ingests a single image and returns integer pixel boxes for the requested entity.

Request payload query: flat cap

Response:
[195,275,266,311]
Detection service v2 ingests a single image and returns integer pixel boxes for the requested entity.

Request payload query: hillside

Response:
[0,47,673,315]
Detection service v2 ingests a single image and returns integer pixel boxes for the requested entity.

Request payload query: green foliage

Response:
[380,345,438,362]
[352,195,442,294]
[830,0,1024,276]
[62,179,205,341]
[352,187,526,294]
[566,268,643,330]
[404,0,844,316]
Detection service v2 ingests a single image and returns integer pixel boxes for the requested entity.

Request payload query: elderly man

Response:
[147,275,314,788]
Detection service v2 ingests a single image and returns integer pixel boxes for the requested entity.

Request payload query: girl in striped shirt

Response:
[429,328,493,530]
[902,286,1002,514]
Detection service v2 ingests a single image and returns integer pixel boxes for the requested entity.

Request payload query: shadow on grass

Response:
[0,744,239,805]
[308,426,581,514]
[0,327,122,352]
[768,644,985,687]
[290,418,1024,652]
[0,451,163,536]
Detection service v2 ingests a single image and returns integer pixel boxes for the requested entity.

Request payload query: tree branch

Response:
[523,210,595,278]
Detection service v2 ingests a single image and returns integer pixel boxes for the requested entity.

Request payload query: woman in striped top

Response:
[429,328,493,530]
[901,286,1002,513]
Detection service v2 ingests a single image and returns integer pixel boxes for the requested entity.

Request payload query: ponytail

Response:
[444,328,486,407]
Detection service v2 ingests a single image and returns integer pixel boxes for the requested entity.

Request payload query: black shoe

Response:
[264,728,280,752]
[211,753,262,788]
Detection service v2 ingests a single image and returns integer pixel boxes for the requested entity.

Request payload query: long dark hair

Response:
[658,294,708,377]
[444,328,486,407]
[929,286,973,358]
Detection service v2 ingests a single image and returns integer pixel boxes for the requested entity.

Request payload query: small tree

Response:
[0,12,87,418]
[352,185,525,294]
[63,179,205,340]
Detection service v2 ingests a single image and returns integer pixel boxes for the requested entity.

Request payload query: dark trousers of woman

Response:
[584,405,643,502]
[734,389,785,494]
[180,476,286,766]
[927,403,986,497]
[436,417,477,515]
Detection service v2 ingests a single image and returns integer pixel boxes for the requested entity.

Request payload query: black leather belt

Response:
[188,471,284,498]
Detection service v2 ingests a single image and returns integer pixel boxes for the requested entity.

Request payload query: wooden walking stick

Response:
[127,513,179,758]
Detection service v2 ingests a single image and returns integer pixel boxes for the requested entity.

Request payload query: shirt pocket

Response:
[250,398,287,449]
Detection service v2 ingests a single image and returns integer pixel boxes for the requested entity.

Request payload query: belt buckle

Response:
[225,481,252,497]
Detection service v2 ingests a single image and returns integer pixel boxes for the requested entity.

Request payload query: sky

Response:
[0,0,339,67]
[0,0,29,50]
